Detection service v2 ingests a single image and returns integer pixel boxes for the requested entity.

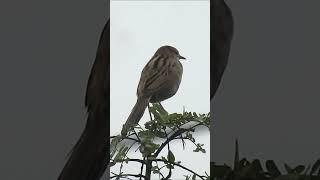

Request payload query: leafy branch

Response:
[110,103,210,180]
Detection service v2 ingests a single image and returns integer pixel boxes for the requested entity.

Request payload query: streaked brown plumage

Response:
[121,45,185,136]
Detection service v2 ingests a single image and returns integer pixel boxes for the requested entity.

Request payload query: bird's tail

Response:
[121,97,150,136]
[58,109,109,180]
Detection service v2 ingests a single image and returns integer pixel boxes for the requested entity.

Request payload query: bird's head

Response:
[155,45,186,60]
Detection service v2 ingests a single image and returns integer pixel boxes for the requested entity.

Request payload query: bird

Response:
[58,21,110,180]
[211,0,234,100]
[121,45,186,136]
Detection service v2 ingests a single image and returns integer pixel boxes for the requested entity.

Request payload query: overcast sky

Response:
[110,0,210,178]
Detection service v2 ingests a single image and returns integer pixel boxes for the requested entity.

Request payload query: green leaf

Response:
[124,158,129,163]
[166,164,174,169]
[192,173,196,180]
[139,140,159,157]
[167,150,175,163]
[184,175,190,180]
[114,146,128,161]
[161,156,167,164]
[110,136,121,159]
[193,112,198,117]
[151,166,160,174]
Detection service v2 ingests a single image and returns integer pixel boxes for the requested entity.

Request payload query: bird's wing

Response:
[58,20,110,180]
[211,0,234,100]
[137,56,170,97]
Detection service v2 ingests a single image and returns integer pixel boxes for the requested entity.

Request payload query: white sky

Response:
[110,1,210,178]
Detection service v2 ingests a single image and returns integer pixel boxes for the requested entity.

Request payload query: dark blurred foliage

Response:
[211,140,320,180]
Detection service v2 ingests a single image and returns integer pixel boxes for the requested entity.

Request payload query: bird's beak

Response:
[179,55,186,60]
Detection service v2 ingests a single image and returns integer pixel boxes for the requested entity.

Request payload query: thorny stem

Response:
[154,128,189,157]
[163,131,172,180]
[155,159,206,180]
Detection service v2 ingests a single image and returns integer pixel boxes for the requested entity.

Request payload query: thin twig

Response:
[154,128,188,157]
[115,159,206,180]
[155,161,165,179]
[154,159,206,180]
[118,141,137,176]
[163,131,172,180]
[110,174,146,179]
[110,135,140,142]
[147,104,153,121]
[154,121,207,157]
[133,129,141,142]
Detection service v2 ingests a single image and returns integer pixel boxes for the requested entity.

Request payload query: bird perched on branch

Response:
[121,45,186,136]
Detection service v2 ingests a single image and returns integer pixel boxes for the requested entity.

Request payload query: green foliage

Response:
[211,140,320,180]
[110,103,210,180]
